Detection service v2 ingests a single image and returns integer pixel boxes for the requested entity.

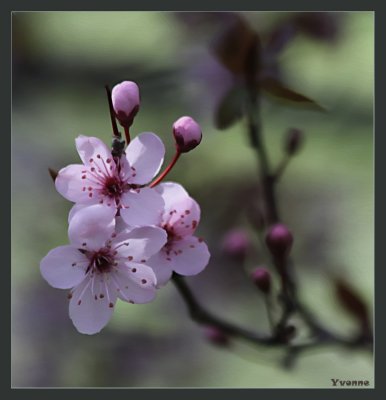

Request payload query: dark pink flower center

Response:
[86,249,114,274]
[103,176,124,198]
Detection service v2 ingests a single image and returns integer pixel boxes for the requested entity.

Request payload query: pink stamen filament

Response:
[103,274,111,304]
[85,169,105,185]
[113,242,130,251]
[77,278,92,304]
[111,272,131,301]
[98,157,113,177]
[91,274,96,297]
[150,150,181,188]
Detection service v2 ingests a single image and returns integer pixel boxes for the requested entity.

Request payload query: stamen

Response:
[111,272,131,302]
[113,241,130,251]
[91,274,96,297]
[103,274,111,305]
[76,278,92,305]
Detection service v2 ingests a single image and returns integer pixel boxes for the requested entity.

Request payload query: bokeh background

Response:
[12,11,373,388]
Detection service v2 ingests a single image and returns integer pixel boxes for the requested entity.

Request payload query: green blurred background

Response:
[11,12,373,387]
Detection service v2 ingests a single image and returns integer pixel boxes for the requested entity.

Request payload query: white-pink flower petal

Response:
[69,275,117,334]
[40,245,89,289]
[75,135,113,167]
[169,236,210,276]
[156,182,201,236]
[156,182,190,214]
[68,203,88,223]
[114,263,157,304]
[68,204,116,251]
[125,133,165,184]
[167,197,201,237]
[120,187,164,227]
[112,226,167,261]
[55,164,100,204]
[146,251,174,288]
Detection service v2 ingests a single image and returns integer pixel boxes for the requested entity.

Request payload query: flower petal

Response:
[114,215,129,233]
[55,164,100,204]
[68,204,116,251]
[112,226,167,261]
[40,245,89,289]
[75,136,113,167]
[156,182,190,212]
[156,182,201,236]
[125,132,165,184]
[69,274,117,334]
[147,250,174,287]
[169,236,210,276]
[68,203,88,223]
[168,197,201,237]
[113,263,157,304]
[120,187,164,227]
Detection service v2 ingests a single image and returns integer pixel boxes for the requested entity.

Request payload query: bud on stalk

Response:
[251,266,271,294]
[111,81,140,128]
[173,116,202,153]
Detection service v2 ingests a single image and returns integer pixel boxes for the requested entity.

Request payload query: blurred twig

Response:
[174,16,373,368]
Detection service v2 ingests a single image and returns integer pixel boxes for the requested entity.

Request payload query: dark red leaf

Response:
[48,168,58,182]
[261,77,326,111]
[335,278,371,332]
[214,85,246,130]
[211,15,260,75]
[264,23,297,57]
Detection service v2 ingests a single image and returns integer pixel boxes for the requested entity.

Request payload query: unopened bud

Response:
[251,267,271,294]
[111,81,140,127]
[265,223,293,260]
[173,116,202,153]
[285,128,303,156]
[203,326,230,347]
[222,229,250,261]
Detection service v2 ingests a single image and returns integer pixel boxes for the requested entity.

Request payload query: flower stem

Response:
[274,155,291,183]
[105,85,121,139]
[172,274,371,356]
[172,273,274,345]
[149,150,181,188]
[124,125,131,145]
[264,295,275,334]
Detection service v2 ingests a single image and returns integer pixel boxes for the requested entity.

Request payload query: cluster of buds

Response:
[220,221,294,341]
[40,81,210,334]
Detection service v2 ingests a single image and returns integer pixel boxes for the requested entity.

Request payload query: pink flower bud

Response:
[265,223,293,259]
[251,267,271,294]
[173,116,202,153]
[203,326,230,347]
[222,229,250,261]
[111,81,140,127]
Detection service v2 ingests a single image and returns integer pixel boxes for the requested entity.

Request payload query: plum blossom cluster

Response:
[40,81,210,334]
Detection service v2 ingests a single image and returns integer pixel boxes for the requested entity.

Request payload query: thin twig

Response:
[172,273,275,345]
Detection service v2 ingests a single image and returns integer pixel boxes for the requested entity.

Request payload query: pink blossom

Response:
[55,133,165,226]
[147,182,210,287]
[40,205,167,334]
